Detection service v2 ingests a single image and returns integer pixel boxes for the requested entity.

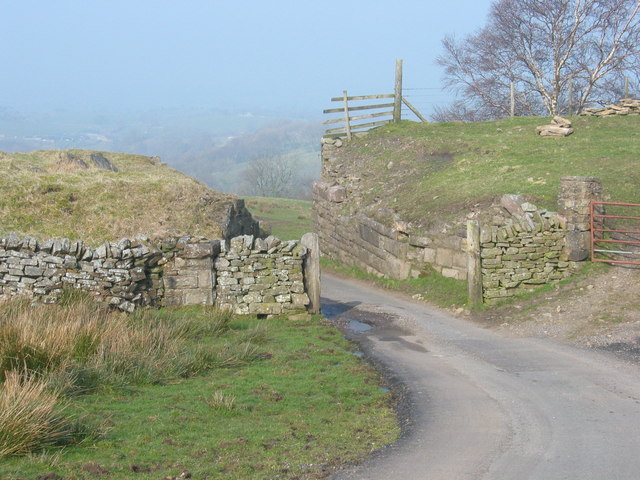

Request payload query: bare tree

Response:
[437,0,640,120]
[241,154,296,198]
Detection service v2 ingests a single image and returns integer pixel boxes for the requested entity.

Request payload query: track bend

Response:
[323,273,640,480]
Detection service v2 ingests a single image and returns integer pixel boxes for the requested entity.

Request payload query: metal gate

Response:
[590,201,640,265]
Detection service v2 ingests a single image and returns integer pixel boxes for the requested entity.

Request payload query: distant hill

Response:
[0,149,255,244]
[173,119,323,197]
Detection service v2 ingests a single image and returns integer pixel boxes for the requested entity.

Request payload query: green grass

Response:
[244,196,312,240]
[338,116,640,231]
[0,305,398,479]
[321,258,468,309]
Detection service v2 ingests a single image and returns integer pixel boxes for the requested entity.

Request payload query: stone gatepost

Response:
[558,176,603,261]
[162,238,220,306]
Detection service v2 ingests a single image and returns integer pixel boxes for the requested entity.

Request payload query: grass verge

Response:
[0,300,398,479]
[321,258,468,309]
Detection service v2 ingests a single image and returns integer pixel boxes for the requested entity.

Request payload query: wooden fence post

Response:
[301,232,321,314]
[342,90,352,141]
[625,76,630,98]
[510,82,515,118]
[394,59,403,123]
[467,220,483,306]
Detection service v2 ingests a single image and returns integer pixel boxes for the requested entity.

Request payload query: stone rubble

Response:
[536,116,574,137]
[581,98,640,117]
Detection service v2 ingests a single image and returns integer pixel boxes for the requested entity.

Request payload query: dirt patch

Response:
[473,264,640,361]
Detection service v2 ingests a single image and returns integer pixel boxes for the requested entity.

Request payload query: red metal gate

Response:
[590,201,640,265]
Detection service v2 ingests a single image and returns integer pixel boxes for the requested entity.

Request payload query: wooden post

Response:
[467,220,483,306]
[394,59,403,123]
[510,82,515,117]
[301,232,321,314]
[402,97,428,123]
[625,76,630,98]
[342,90,352,141]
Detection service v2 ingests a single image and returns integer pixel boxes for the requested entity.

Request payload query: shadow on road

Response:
[321,297,361,319]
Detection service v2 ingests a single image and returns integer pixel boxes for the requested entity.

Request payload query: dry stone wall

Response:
[0,232,316,315]
[0,233,164,312]
[215,235,309,315]
[581,98,640,117]
[479,195,579,304]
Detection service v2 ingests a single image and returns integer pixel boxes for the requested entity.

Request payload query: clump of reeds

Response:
[0,294,264,457]
[0,371,71,457]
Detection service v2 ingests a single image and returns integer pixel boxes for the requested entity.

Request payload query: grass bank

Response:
[0,149,243,243]
[338,115,640,230]
[0,298,398,479]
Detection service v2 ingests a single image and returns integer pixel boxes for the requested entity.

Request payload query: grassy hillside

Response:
[337,115,639,231]
[244,196,312,240]
[0,149,243,244]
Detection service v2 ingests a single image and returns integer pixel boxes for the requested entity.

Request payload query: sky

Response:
[0,0,494,119]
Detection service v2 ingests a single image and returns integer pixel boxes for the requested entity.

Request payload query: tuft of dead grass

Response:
[0,371,71,457]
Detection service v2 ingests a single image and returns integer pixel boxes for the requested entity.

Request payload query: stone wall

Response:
[581,98,640,117]
[0,233,164,312]
[314,137,604,304]
[478,195,579,304]
[313,139,467,281]
[0,232,317,315]
[214,235,309,315]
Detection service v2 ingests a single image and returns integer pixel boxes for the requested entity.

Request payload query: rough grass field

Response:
[339,115,640,231]
[0,299,398,479]
[0,149,243,243]
[244,196,312,240]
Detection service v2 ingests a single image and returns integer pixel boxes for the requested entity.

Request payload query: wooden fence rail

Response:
[323,91,395,139]
[323,60,427,139]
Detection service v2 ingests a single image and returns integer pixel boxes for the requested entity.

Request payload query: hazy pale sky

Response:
[1,0,494,117]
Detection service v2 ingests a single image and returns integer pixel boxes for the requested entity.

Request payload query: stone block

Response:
[243,292,262,304]
[409,235,432,247]
[198,270,213,287]
[423,248,436,263]
[217,276,238,286]
[249,303,282,315]
[292,293,310,307]
[184,289,213,305]
[275,294,291,303]
[165,275,199,289]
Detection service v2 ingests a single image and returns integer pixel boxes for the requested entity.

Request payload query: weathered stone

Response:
[249,303,282,315]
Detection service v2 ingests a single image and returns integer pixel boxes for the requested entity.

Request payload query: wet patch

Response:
[345,318,373,332]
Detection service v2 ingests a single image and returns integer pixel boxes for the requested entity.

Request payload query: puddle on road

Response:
[346,318,373,332]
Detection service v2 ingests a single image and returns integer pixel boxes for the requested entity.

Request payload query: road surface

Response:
[322,273,640,480]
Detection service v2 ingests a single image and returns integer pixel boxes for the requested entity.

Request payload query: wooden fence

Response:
[323,60,427,139]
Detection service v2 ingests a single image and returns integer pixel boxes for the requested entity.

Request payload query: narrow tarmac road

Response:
[322,273,640,480]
